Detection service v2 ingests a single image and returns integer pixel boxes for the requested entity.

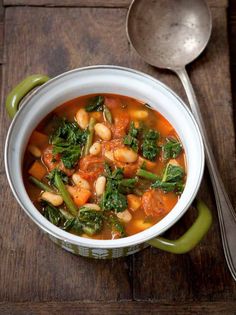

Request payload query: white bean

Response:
[75,108,89,129]
[130,110,148,120]
[117,210,132,223]
[41,192,63,206]
[95,176,106,196]
[114,147,138,163]
[72,173,90,190]
[94,123,111,141]
[28,145,41,158]
[82,203,101,211]
[89,142,101,156]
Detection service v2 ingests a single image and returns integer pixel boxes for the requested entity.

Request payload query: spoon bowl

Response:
[127,0,212,70]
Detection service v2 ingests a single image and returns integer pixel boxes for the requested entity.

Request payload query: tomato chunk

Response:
[79,155,104,181]
[42,145,74,176]
[112,113,130,138]
[142,189,170,218]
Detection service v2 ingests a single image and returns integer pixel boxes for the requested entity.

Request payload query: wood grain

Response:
[0,301,236,315]
[3,0,229,8]
[0,2,236,312]
[229,0,236,130]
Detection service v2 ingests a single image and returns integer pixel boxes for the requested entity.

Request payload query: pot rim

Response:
[5,65,205,249]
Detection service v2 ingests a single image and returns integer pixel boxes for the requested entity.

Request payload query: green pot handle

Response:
[147,200,212,254]
[6,74,50,119]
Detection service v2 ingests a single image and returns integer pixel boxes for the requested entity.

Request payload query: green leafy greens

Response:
[50,118,88,169]
[151,163,185,193]
[41,200,63,226]
[85,95,105,112]
[162,137,182,160]
[63,207,103,235]
[85,95,113,124]
[105,213,126,237]
[141,129,160,161]
[47,168,68,186]
[100,163,137,213]
[123,121,139,152]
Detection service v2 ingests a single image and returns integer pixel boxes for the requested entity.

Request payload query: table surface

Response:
[0,1,236,314]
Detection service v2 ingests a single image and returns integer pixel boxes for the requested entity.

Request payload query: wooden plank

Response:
[132,7,236,301]
[0,301,236,315]
[3,0,229,8]
[0,1,5,63]
[1,4,236,305]
[1,9,133,303]
[229,0,236,130]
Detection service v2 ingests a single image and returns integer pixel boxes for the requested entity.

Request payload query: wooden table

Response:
[0,0,236,314]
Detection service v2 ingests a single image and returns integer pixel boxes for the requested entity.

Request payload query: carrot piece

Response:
[28,161,47,180]
[67,186,91,207]
[29,131,48,148]
[127,194,141,212]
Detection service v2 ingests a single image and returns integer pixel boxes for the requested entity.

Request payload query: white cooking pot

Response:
[4,66,212,259]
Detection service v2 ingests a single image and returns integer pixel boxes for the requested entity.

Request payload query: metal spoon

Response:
[127,0,236,280]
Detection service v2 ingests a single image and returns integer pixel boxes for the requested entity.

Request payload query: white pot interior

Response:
[5,66,204,249]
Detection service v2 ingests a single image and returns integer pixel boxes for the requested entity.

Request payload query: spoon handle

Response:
[176,67,236,280]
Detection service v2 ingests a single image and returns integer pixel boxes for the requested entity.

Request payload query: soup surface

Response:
[23,94,186,240]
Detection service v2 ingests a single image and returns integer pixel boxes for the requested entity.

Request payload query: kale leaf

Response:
[141,129,160,161]
[63,207,103,235]
[85,95,105,112]
[100,164,139,213]
[47,169,68,186]
[162,163,184,182]
[78,207,103,235]
[151,179,184,193]
[100,190,127,213]
[123,121,139,152]
[41,200,63,226]
[105,213,126,238]
[162,137,182,160]
[151,163,185,193]
[50,118,88,169]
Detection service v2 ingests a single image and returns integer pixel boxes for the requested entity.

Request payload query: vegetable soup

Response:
[23,94,186,239]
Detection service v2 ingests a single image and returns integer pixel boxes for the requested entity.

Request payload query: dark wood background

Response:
[0,0,236,314]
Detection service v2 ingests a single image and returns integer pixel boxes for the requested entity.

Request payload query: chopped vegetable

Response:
[78,207,103,235]
[105,213,126,238]
[52,169,78,216]
[83,117,96,156]
[63,207,103,235]
[151,163,185,193]
[41,200,63,226]
[162,137,182,160]
[50,118,88,169]
[127,194,141,212]
[28,161,47,180]
[67,186,92,207]
[29,176,54,192]
[85,95,104,112]
[123,121,139,152]
[162,163,184,182]
[136,168,159,181]
[141,129,160,161]
[47,168,68,186]
[100,189,127,213]
[103,105,113,123]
